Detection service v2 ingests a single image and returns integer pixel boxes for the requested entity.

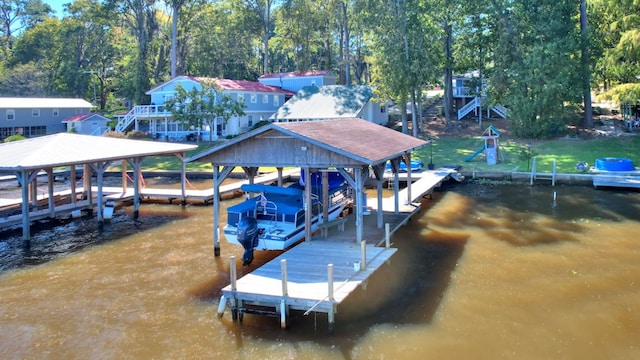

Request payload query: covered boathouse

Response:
[185,118,430,331]
[0,133,196,243]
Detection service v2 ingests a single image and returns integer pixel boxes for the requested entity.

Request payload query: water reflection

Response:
[0,182,639,359]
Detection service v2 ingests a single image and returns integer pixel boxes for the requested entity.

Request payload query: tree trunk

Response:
[580,0,593,128]
[443,21,454,124]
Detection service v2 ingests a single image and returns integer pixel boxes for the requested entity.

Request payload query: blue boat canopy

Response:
[240,184,304,197]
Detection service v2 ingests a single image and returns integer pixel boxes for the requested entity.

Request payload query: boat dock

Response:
[219,239,396,333]
[217,168,459,331]
[0,170,297,231]
[593,174,640,189]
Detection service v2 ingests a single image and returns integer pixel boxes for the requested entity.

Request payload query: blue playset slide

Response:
[465,146,485,162]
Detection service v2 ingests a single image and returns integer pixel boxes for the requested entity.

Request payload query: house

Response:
[258,70,337,93]
[115,76,293,141]
[62,113,111,136]
[272,85,389,125]
[453,72,507,120]
[0,98,93,141]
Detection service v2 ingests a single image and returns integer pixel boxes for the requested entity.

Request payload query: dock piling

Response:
[385,223,390,249]
[281,259,288,296]
[360,240,367,271]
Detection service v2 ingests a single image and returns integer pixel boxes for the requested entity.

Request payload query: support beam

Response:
[303,167,312,242]
[372,164,385,228]
[212,165,235,256]
[47,168,55,217]
[127,158,144,219]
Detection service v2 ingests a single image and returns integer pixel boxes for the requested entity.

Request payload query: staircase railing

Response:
[492,105,508,119]
[457,96,480,120]
[115,108,137,133]
[115,105,172,133]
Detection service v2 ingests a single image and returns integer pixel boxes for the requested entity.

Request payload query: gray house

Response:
[62,113,111,136]
[0,98,93,141]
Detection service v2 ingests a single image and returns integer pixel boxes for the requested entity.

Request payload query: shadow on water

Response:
[209,196,469,358]
[432,182,640,246]
[0,207,190,272]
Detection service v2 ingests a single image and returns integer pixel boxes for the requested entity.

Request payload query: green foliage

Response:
[3,134,26,142]
[598,83,640,104]
[251,120,271,130]
[126,130,150,140]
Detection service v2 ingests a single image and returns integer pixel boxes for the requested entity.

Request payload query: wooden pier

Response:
[219,238,396,332]
[593,174,640,189]
[216,168,460,331]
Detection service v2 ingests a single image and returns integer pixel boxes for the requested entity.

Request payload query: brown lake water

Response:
[0,182,639,359]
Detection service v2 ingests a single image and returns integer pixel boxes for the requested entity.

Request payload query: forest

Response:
[1,0,639,138]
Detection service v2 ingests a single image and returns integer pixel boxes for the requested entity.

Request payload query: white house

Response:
[115,76,293,141]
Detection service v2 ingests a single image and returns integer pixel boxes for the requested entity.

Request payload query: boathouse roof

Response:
[186,118,428,168]
[0,133,196,172]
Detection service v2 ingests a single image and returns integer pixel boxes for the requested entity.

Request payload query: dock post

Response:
[281,259,288,296]
[280,259,288,328]
[360,240,367,271]
[217,295,227,318]
[230,256,237,290]
[385,223,390,249]
[229,256,239,321]
[327,264,334,300]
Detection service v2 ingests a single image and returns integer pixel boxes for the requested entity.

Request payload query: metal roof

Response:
[259,70,336,79]
[186,118,428,168]
[0,98,93,109]
[146,76,294,95]
[273,85,373,120]
[0,133,197,172]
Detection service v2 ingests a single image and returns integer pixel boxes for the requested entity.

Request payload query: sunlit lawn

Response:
[132,135,640,175]
[421,135,640,174]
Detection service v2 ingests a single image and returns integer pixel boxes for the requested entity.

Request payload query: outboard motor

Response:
[237,217,259,266]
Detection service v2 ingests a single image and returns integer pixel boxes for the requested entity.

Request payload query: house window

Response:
[52,108,59,116]
[250,94,257,103]
[6,109,15,120]
[248,115,253,128]
[237,93,244,103]
[32,109,40,117]
[381,105,386,113]
[263,94,269,103]
[27,126,46,136]
[273,96,280,107]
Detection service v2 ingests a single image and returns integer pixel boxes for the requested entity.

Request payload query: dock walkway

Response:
[217,168,461,331]
[220,240,396,332]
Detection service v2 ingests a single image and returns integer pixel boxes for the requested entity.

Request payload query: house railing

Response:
[115,105,173,133]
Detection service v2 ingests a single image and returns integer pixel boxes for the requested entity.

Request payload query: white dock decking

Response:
[220,241,397,331]
[593,174,640,189]
[217,167,460,331]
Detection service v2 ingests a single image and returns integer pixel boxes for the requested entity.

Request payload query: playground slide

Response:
[465,146,485,162]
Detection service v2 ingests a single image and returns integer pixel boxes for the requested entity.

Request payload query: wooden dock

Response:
[217,167,461,331]
[219,240,396,332]
[593,174,640,189]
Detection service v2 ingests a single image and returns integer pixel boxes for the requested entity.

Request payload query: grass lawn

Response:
[415,135,640,174]
[134,135,640,176]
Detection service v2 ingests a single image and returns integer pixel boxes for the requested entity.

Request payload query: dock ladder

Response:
[530,158,556,186]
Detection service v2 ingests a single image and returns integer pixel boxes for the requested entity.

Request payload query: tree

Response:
[487,0,582,138]
[165,81,245,142]
[112,0,159,105]
[580,0,593,128]
[243,0,276,74]
[0,0,52,58]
